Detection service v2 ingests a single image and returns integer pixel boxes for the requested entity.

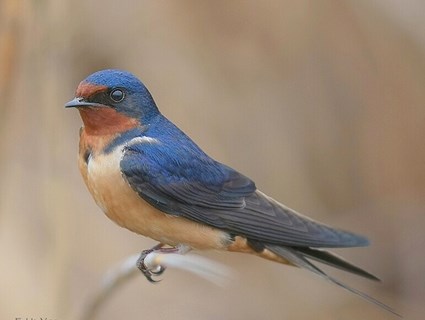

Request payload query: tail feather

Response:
[266,245,401,317]
[295,247,380,281]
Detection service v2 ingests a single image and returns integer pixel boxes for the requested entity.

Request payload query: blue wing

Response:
[121,140,255,212]
[120,118,368,248]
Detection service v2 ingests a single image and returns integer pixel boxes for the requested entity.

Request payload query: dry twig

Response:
[79,251,233,320]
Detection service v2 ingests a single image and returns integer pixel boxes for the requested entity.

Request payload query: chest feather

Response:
[77,129,229,249]
[79,135,160,229]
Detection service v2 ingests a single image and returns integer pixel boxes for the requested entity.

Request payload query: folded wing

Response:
[120,139,368,248]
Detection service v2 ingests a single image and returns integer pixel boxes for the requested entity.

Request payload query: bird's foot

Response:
[136,250,165,283]
[136,244,191,283]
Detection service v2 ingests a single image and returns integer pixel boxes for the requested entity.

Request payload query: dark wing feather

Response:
[121,138,368,248]
[121,142,255,212]
[180,191,369,247]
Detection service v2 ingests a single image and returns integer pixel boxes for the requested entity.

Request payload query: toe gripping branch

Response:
[136,249,166,283]
[136,243,166,283]
[136,243,190,283]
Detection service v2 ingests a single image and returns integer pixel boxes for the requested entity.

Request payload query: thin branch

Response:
[79,252,234,320]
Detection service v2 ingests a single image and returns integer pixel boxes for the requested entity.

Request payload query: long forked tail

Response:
[265,245,401,317]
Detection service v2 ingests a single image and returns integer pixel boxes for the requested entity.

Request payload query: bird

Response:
[66,69,398,315]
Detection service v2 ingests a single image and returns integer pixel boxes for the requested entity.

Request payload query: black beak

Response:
[65,97,104,108]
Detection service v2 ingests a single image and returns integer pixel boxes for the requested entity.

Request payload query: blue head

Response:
[65,69,160,127]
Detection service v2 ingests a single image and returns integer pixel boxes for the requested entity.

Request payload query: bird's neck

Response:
[78,108,139,136]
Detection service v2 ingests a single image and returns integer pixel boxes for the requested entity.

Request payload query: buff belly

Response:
[80,144,230,250]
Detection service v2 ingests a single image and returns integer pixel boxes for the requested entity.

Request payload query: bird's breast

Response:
[78,130,230,250]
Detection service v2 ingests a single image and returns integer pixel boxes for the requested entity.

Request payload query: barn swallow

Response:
[66,69,398,315]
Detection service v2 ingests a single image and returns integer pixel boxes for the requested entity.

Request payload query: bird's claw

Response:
[136,249,167,283]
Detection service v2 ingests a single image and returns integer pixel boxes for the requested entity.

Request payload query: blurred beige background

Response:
[1,1,424,319]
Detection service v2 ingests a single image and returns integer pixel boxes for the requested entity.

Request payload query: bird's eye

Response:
[110,89,125,102]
